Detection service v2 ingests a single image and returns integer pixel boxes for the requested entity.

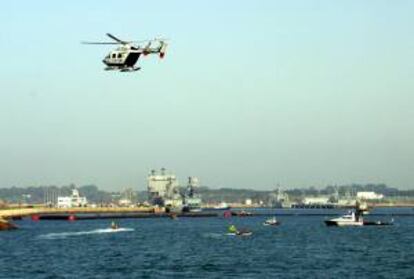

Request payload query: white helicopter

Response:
[82,33,168,72]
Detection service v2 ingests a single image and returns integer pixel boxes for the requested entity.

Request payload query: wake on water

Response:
[38,228,134,240]
[201,232,224,239]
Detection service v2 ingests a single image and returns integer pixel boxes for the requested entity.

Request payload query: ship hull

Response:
[324,220,363,226]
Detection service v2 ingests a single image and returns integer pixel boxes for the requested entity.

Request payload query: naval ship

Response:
[147,169,202,213]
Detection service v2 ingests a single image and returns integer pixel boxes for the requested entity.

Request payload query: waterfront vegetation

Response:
[1,184,413,206]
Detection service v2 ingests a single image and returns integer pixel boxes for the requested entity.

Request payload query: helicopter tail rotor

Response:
[159,41,168,59]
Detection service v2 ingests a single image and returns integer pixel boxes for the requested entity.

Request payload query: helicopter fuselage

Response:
[102,45,141,70]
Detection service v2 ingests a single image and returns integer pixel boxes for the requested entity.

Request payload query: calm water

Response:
[1,209,413,278]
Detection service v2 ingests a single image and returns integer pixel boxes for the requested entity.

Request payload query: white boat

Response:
[263,217,279,226]
[214,202,231,210]
[325,211,364,226]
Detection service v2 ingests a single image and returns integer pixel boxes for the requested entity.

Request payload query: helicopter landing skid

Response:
[120,67,141,72]
[104,66,118,71]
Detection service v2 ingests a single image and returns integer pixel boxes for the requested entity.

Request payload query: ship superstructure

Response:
[147,168,202,212]
[269,187,291,208]
[182,177,202,212]
[147,168,180,206]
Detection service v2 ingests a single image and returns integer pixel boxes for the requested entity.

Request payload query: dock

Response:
[1,207,414,224]
[0,207,220,221]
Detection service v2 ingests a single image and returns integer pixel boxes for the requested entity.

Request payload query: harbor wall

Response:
[0,206,159,219]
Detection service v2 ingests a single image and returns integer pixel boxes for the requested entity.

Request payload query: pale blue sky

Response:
[0,1,413,190]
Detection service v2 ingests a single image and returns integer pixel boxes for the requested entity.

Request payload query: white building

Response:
[57,188,88,208]
[357,191,384,200]
[118,198,132,207]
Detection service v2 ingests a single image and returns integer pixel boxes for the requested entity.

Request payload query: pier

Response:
[0,207,220,222]
[1,206,414,223]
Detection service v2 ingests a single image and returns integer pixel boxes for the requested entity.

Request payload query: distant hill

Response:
[198,184,413,204]
[0,183,412,205]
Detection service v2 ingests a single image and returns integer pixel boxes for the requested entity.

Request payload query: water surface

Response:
[1,208,413,278]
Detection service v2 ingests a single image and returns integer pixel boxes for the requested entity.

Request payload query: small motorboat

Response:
[325,211,364,227]
[263,217,279,226]
[326,208,394,227]
[213,202,231,210]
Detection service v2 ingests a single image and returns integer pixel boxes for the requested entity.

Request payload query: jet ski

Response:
[235,228,253,236]
[227,225,252,236]
[111,221,119,230]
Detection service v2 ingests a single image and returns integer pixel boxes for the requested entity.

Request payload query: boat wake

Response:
[201,232,223,239]
[38,228,134,240]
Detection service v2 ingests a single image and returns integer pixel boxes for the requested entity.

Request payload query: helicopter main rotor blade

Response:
[154,37,170,42]
[130,39,154,44]
[106,33,128,44]
[81,41,119,45]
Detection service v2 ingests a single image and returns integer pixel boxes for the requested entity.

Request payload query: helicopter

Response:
[82,33,168,72]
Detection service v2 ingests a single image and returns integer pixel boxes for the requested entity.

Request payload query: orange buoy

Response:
[31,214,40,221]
